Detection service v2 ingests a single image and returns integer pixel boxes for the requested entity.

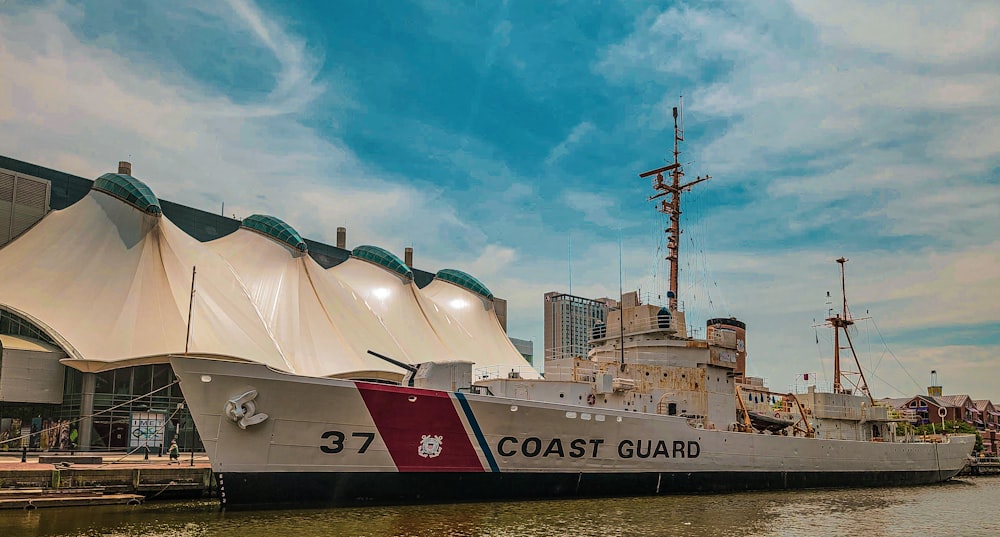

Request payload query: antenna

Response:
[568,234,573,295]
[618,219,625,368]
[639,97,709,311]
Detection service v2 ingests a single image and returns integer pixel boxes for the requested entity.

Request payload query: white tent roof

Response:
[327,257,455,364]
[419,279,539,379]
[0,190,288,372]
[0,181,536,382]
[207,228,405,380]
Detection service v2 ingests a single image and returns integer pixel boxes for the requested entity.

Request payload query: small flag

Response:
[803,373,809,381]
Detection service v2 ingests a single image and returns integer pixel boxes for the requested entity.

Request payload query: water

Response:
[3,478,999,537]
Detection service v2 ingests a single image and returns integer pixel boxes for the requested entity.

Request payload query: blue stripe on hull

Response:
[454,392,499,472]
[215,469,962,509]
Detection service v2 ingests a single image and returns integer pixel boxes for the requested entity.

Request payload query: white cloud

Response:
[877,345,1000,401]
[0,1,488,263]
[221,0,326,114]
[677,245,1000,401]
[788,1,1000,65]
[544,121,595,166]
[561,190,622,229]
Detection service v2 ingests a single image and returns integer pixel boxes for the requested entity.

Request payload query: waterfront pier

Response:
[963,456,1000,476]
[0,452,213,509]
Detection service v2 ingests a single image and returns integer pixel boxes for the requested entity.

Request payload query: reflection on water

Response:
[2,478,998,537]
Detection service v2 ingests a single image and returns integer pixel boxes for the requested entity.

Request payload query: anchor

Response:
[224,390,269,429]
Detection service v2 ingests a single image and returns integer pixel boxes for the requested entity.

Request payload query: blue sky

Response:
[2,0,999,400]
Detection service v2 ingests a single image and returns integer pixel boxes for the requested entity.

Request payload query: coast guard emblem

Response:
[418,434,444,458]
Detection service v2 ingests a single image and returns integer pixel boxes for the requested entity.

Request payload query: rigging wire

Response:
[686,187,732,321]
[869,317,924,393]
[813,320,830,387]
[863,315,870,371]
[866,370,911,398]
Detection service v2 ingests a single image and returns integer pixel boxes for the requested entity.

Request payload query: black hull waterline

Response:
[216,469,965,509]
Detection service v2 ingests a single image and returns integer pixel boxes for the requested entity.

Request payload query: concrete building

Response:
[543,292,617,362]
[509,337,534,368]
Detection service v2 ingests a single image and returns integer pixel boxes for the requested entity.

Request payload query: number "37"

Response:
[320,431,375,454]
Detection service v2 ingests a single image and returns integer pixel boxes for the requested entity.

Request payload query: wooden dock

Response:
[960,456,1000,476]
[0,453,214,509]
[0,487,143,510]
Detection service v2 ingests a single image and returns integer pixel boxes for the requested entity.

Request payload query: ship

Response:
[170,104,974,508]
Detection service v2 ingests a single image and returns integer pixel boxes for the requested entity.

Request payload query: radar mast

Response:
[639,98,710,312]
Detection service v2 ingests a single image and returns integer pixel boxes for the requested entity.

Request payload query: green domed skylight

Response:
[436,268,493,300]
[241,214,307,252]
[351,245,412,279]
[93,173,162,216]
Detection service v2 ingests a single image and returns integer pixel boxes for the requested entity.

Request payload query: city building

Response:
[509,337,534,368]
[973,400,998,455]
[543,292,617,361]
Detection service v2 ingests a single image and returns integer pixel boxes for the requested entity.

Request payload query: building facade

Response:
[509,337,534,368]
[883,392,998,455]
[543,292,616,361]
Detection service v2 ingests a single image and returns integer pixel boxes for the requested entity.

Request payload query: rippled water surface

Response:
[3,478,999,537]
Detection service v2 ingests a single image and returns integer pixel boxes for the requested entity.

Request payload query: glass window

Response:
[152,364,170,392]
[95,370,115,394]
[113,369,131,396]
[64,368,83,396]
[133,365,152,395]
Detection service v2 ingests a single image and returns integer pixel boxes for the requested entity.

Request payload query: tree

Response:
[897,420,983,453]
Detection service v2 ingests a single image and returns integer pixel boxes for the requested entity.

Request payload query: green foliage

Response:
[896,420,984,452]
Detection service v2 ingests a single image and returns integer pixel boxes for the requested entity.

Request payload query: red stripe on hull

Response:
[357,383,484,472]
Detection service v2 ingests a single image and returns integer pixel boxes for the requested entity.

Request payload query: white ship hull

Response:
[171,357,973,507]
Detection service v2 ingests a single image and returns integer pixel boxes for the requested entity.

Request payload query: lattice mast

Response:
[639,99,710,311]
[826,257,874,403]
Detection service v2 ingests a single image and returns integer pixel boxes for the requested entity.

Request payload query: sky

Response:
[1,0,998,401]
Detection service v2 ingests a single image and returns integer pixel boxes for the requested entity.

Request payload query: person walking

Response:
[168,439,180,464]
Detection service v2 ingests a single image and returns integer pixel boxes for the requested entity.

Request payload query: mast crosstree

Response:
[825,257,874,403]
[639,99,709,311]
